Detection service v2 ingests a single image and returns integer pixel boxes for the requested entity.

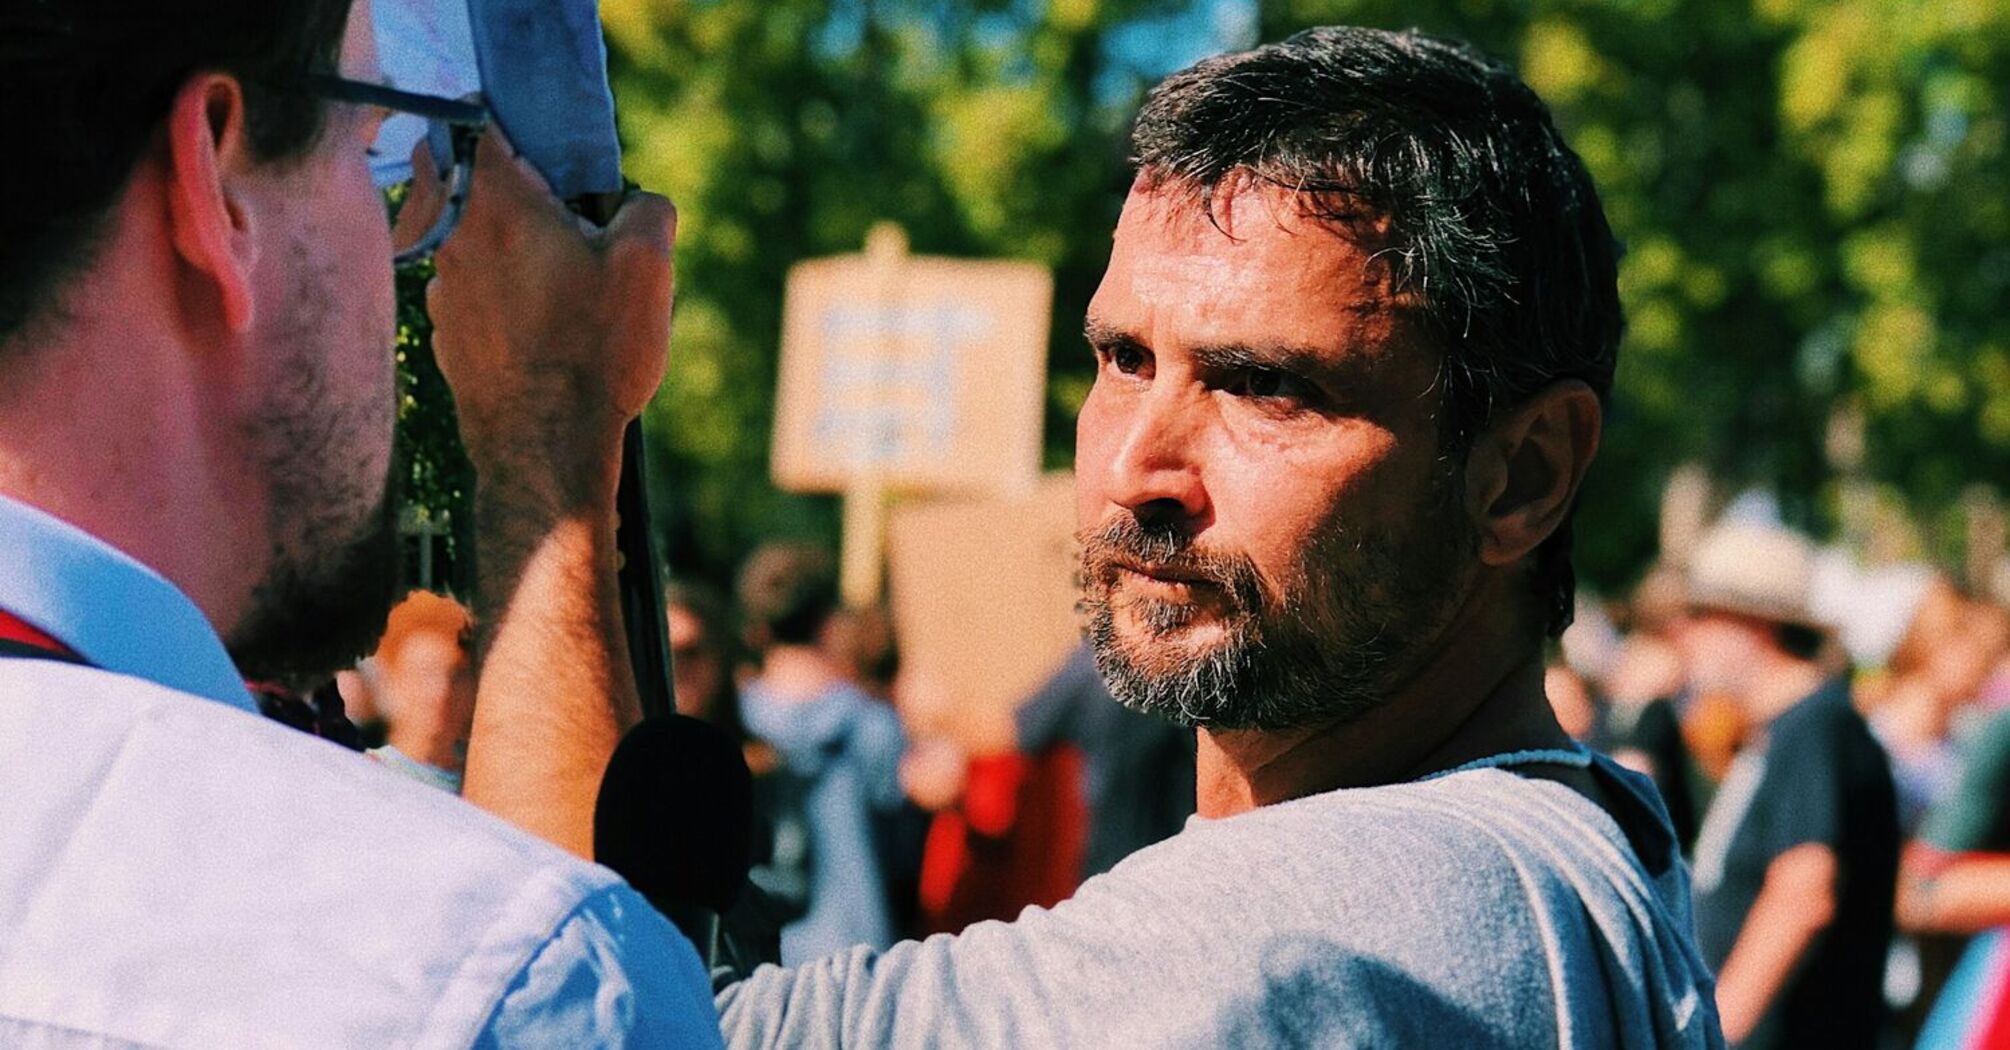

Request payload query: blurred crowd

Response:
[338,542,1193,969]
[1550,518,2010,1050]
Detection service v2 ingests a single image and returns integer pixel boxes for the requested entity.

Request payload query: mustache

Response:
[1079,515,1267,612]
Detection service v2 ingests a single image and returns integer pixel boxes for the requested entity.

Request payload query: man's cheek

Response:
[1074,392,1120,527]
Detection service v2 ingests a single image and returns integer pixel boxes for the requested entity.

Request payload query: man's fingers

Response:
[472,126,564,216]
[392,142,448,254]
[602,191,678,260]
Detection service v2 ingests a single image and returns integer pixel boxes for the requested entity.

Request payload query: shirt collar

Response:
[0,495,257,713]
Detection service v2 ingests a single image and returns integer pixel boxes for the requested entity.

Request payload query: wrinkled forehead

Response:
[1094,180,1428,368]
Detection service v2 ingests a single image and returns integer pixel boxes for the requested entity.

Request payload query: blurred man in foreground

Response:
[477,26,1725,1047]
[0,0,718,1041]
[1676,522,1899,1048]
[368,589,477,792]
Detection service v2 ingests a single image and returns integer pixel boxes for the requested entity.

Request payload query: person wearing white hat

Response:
[1674,520,1899,1050]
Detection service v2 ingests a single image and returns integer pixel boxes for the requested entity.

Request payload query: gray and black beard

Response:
[1080,479,1473,732]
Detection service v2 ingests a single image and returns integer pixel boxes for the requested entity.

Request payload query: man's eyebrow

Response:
[1082,318,1139,349]
[1082,321,1379,390]
[1189,340,1367,387]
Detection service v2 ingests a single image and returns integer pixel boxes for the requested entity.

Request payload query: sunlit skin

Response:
[1077,176,1604,817]
[381,629,477,773]
[0,0,394,643]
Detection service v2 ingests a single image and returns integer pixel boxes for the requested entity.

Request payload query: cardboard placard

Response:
[887,474,1083,755]
[772,243,1053,497]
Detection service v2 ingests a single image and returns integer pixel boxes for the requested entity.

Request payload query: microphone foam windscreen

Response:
[594,715,755,915]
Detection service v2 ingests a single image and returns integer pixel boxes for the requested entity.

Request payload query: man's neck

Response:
[0,418,250,636]
[0,256,256,634]
[1194,656,1568,816]
[1192,586,1568,817]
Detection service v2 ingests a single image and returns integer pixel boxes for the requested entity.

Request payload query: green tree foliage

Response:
[599,0,1188,585]
[394,257,475,594]
[1263,0,2010,580]
[398,0,2010,592]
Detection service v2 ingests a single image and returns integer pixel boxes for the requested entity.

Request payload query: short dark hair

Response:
[0,0,354,346]
[737,543,841,648]
[1129,26,1623,637]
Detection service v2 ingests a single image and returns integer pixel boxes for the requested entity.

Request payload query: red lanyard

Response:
[0,609,83,663]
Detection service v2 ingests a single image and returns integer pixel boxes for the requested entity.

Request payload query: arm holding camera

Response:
[415,131,675,859]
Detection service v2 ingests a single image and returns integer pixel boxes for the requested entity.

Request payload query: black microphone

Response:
[594,716,755,964]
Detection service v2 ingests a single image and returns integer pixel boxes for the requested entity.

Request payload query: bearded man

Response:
[0,0,719,1042]
[476,25,1728,1049]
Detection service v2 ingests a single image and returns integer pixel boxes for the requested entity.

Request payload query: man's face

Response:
[669,604,724,723]
[1669,610,1765,701]
[382,628,476,752]
[1076,180,1477,731]
[224,0,401,684]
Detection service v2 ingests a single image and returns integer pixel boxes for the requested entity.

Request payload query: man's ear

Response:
[1461,380,1603,568]
[163,74,261,334]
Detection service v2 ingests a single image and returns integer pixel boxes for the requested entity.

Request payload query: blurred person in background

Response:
[0,0,719,1040]
[897,666,1088,936]
[737,544,909,963]
[1676,521,1900,1049]
[670,582,812,975]
[821,601,932,935]
[1898,694,2010,1049]
[1858,581,2010,1042]
[365,589,475,792]
[1555,587,1700,850]
[334,659,387,747]
[1867,579,2010,833]
[1599,627,1702,852]
[670,580,743,727]
[1014,642,1196,882]
[1547,660,1600,740]
[823,603,902,701]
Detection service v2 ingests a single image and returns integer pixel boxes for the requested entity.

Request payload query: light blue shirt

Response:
[740,680,907,964]
[0,495,723,1047]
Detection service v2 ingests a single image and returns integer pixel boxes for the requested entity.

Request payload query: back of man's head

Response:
[1128,26,1622,636]
[737,544,840,649]
[1,0,407,687]
[1,0,352,349]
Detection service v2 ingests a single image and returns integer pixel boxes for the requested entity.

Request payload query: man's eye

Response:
[1232,368,1314,403]
[1110,345,1148,375]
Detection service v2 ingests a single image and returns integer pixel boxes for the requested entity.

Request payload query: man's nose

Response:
[1103,387,1209,523]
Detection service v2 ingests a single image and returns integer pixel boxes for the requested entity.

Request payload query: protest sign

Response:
[887,474,1082,755]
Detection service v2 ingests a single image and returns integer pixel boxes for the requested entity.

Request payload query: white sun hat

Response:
[1686,520,1824,628]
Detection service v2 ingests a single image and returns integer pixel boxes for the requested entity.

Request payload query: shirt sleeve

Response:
[475,884,725,1049]
[1751,708,1847,859]
[710,796,1620,1050]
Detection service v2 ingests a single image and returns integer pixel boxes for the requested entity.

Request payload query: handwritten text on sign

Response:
[773,252,1052,495]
